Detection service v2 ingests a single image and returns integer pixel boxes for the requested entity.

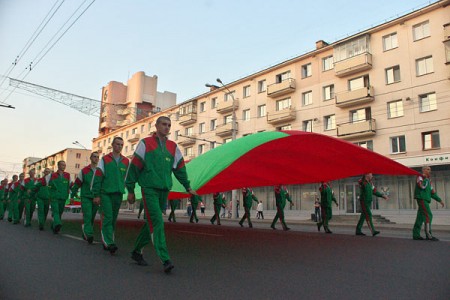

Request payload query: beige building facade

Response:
[26,148,91,181]
[93,1,450,215]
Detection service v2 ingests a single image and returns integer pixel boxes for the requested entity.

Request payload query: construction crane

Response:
[9,77,101,116]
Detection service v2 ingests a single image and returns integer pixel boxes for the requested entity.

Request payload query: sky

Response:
[0,0,434,177]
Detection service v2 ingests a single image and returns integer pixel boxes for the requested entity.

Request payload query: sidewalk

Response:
[119,208,450,231]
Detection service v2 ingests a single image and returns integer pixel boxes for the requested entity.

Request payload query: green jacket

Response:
[71,165,102,199]
[190,194,202,206]
[21,177,37,200]
[49,172,71,200]
[274,185,292,209]
[319,183,337,208]
[126,134,191,192]
[96,153,129,195]
[0,184,6,201]
[213,192,226,206]
[34,175,50,200]
[242,187,258,208]
[414,175,442,203]
[358,179,383,204]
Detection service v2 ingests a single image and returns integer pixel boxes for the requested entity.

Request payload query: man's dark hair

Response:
[112,136,124,144]
[156,116,171,124]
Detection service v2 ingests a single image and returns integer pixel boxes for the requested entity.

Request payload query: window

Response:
[302,91,312,106]
[445,41,450,63]
[125,146,128,153]
[148,123,151,131]
[131,144,136,151]
[276,98,291,111]
[210,119,217,130]
[387,100,404,118]
[125,131,129,138]
[199,101,206,112]
[108,137,111,143]
[257,105,266,118]
[210,141,217,149]
[258,80,266,93]
[76,153,81,159]
[324,115,336,130]
[277,125,291,130]
[349,75,369,91]
[243,85,251,98]
[184,147,194,157]
[103,140,106,146]
[211,97,217,109]
[419,92,437,112]
[141,125,145,133]
[224,91,235,102]
[385,65,400,84]
[390,136,406,154]
[185,127,194,136]
[75,163,80,169]
[199,122,205,134]
[120,133,123,138]
[198,144,205,155]
[323,85,334,101]
[303,120,313,132]
[354,140,373,151]
[97,142,100,147]
[422,131,440,150]
[350,107,371,123]
[416,56,433,76]
[224,115,232,124]
[413,21,430,41]
[383,33,398,51]
[179,104,195,115]
[334,35,370,62]
[242,109,250,121]
[131,128,137,134]
[275,71,291,83]
[174,130,179,141]
[301,63,312,78]
[322,56,334,71]
[224,138,232,144]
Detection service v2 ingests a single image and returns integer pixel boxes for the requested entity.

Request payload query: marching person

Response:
[17,173,26,223]
[48,161,71,234]
[7,175,21,224]
[126,116,196,273]
[189,194,202,223]
[210,192,225,225]
[93,137,129,254]
[317,181,338,234]
[33,168,52,230]
[412,166,445,241]
[239,187,258,228]
[167,199,180,222]
[22,169,37,227]
[271,184,293,231]
[71,152,102,244]
[355,173,388,237]
[0,179,8,220]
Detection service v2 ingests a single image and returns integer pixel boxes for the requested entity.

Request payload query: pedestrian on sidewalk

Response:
[271,184,293,231]
[314,197,321,222]
[239,187,258,228]
[256,200,264,219]
[412,166,445,241]
[126,116,196,273]
[200,201,205,216]
[317,182,338,234]
[355,173,388,237]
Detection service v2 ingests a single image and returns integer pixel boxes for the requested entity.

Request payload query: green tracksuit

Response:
[240,188,258,227]
[317,182,338,231]
[356,179,383,235]
[0,183,7,220]
[126,134,191,264]
[22,177,37,227]
[138,200,144,218]
[189,194,202,223]
[8,182,22,224]
[210,192,225,225]
[71,165,102,240]
[34,176,51,229]
[168,199,180,222]
[412,174,442,239]
[48,171,71,231]
[271,185,293,230]
[18,181,25,223]
[96,153,129,248]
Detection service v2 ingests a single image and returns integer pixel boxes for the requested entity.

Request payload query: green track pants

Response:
[100,192,123,247]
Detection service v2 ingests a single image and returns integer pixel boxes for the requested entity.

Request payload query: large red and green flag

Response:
[167,130,418,198]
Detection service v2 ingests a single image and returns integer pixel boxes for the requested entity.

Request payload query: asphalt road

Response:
[1,217,449,300]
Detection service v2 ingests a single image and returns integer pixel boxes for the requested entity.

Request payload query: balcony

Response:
[178,135,196,147]
[216,100,239,114]
[117,108,131,115]
[266,107,296,125]
[335,86,374,108]
[128,133,140,143]
[334,52,372,77]
[100,121,108,128]
[337,119,376,138]
[179,112,197,126]
[116,119,130,126]
[267,78,296,98]
[215,122,238,137]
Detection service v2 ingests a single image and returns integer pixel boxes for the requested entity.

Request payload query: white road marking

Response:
[62,234,100,244]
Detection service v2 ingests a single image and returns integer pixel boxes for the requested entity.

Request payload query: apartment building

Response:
[92,1,450,214]
[26,148,91,180]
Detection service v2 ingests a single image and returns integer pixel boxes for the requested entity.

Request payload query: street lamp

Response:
[72,141,87,149]
[207,78,238,218]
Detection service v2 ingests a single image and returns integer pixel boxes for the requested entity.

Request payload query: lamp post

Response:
[206,78,238,218]
[72,141,87,150]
